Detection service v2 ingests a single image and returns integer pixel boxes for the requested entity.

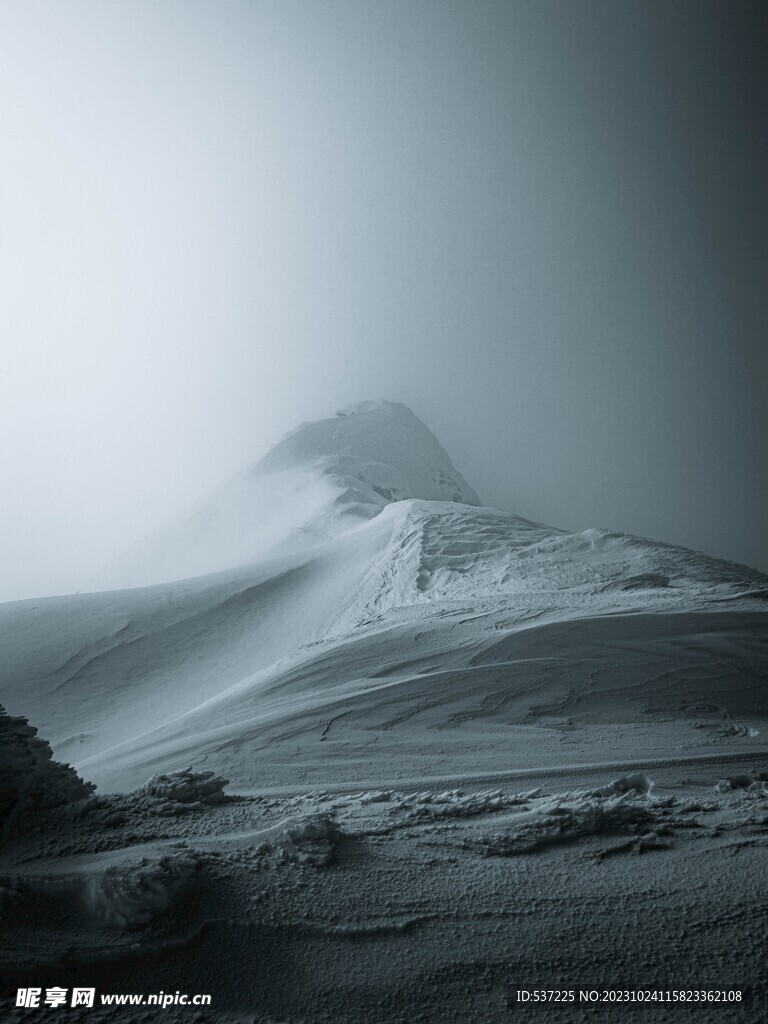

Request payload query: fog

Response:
[1,0,766,602]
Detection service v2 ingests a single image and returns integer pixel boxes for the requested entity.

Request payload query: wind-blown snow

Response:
[90,399,480,590]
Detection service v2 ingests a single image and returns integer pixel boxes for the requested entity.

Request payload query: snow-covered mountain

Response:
[1,400,766,793]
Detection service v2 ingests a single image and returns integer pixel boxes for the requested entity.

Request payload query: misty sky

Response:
[1,0,766,602]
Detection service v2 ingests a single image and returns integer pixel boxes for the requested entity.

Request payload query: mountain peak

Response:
[257,399,480,508]
[91,401,480,589]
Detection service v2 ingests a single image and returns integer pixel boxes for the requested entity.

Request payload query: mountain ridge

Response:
[89,399,481,591]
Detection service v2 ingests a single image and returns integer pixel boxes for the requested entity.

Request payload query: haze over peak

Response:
[91,400,480,590]
[258,399,480,506]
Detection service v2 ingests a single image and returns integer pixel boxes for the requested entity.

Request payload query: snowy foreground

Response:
[1,401,767,1022]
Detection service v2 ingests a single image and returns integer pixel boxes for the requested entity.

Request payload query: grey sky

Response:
[1,0,766,602]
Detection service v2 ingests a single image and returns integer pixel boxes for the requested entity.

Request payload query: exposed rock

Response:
[0,704,95,842]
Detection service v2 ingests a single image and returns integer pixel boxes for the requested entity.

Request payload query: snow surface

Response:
[1,400,767,1021]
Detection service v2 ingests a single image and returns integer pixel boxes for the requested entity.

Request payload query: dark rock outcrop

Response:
[0,704,95,842]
